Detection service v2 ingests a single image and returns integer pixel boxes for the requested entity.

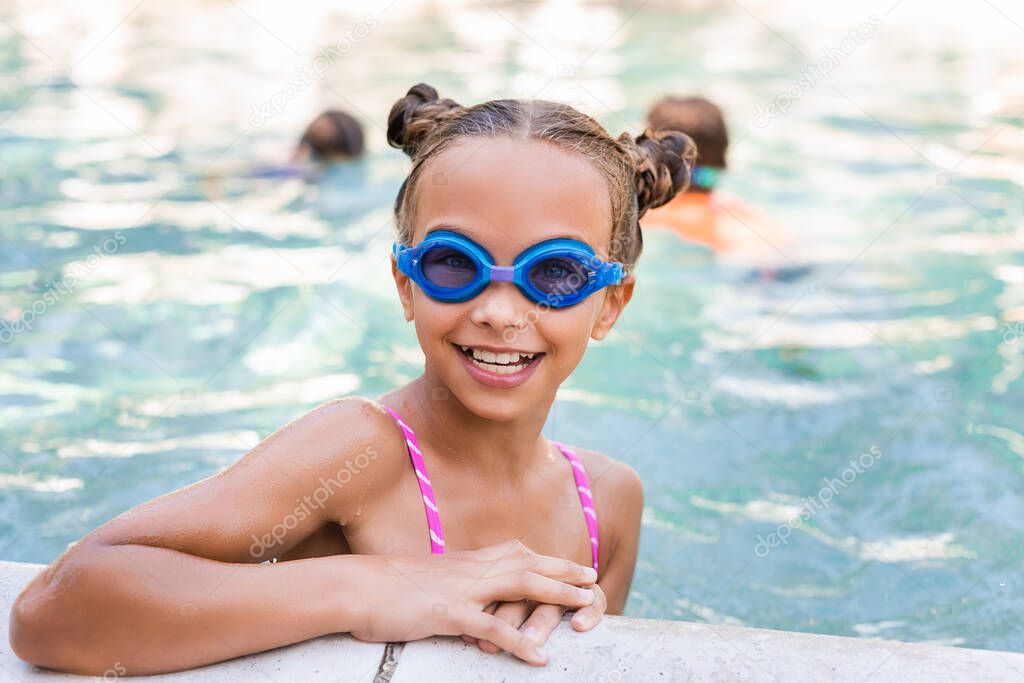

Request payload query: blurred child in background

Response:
[291,109,365,163]
[230,108,393,224]
[641,96,796,274]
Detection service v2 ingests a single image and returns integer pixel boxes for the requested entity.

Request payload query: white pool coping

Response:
[3,560,1023,681]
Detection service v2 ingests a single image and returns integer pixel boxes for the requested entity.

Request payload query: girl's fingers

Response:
[459,611,547,666]
[463,602,498,647]
[466,541,596,586]
[461,539,533,562]
[478,601,532,654]
[570,584,607,631]
[486,571,597,608]
[520,554,598,586]
[519,603,565,647]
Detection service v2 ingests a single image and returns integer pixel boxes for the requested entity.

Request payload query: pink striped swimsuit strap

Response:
[384,407,445,554]
[551,440,600,573]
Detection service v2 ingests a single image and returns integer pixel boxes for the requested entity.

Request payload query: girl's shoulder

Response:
[280,395,413,487]
[564,446,644,508]
[291,395,400,440]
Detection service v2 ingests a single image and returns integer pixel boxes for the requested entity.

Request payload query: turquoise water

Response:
[3,0,1023,654]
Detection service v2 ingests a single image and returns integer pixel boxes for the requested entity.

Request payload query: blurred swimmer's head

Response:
[297,109,365,162]
[647,96,727,191]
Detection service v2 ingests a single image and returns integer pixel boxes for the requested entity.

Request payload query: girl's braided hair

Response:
[387,83,696,269]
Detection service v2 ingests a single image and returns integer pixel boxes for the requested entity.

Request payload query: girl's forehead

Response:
[410,137,613,253]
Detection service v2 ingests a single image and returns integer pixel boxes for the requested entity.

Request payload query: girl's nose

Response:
[468,281,531,331]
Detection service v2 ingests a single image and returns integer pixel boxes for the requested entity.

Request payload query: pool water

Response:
[2,0,1023,654]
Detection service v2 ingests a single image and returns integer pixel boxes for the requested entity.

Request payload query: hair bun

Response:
[620,128,697,217]
[387,83,464,158]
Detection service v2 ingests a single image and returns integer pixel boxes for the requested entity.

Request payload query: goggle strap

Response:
[594,262,625,288]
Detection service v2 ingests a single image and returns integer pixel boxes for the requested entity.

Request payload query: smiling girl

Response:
[10,83,694,675]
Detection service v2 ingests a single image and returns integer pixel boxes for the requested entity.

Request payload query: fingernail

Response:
[584,568,598,581]
[534,646,548,663]
[523,626,539,642]
[579,587,594,601]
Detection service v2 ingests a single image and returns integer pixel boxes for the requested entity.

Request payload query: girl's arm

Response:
[9,399,598,674]
[12,545,375,675]
[9,398,397,674]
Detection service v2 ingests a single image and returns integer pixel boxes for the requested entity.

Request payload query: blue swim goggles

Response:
[392,230,626,308]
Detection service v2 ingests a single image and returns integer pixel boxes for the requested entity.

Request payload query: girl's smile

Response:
[451,341,546,388]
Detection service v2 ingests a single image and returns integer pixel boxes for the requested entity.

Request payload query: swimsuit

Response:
[383,406,600,572]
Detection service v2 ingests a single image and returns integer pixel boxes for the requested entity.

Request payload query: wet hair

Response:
[387,83,696,269]
[646,96,728,170]
[299,110,365,160]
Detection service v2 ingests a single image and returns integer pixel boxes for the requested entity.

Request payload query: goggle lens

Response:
[527,256,591,297]
[421,246,478,288]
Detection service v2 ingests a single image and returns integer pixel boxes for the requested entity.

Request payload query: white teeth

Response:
[457,344,539,372]
[474,360,520,374]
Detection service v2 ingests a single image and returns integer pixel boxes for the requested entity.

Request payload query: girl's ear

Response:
[591,275,635,340]
[391,257,415,321]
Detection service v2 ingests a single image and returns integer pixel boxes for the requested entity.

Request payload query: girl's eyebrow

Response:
[425,225,471,238]
[425,224,589,243]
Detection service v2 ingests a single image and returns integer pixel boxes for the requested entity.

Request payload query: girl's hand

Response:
[349,540,597,666]
[462,582,607,654]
